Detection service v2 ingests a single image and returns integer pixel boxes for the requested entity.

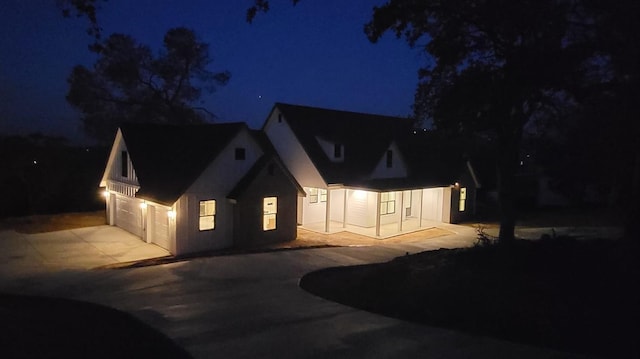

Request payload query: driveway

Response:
[0,224,587,359]
[0,225,170,278]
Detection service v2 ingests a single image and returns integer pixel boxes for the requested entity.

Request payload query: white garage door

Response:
[115,195,143,237]
[421,188,444,222]
[148,205,170,250]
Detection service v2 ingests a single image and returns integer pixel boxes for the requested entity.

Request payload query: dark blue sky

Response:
[1,0,424,143]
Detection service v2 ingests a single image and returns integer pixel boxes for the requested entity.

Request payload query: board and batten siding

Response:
[263,109,326,188]
[175,128,264,255]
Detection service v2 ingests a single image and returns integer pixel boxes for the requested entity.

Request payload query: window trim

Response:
[380,191,396,215]
[199,199,216,231]
[263,197,277,231]
[386,150,393,168]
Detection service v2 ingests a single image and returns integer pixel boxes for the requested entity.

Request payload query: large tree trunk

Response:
[496,112,524,243]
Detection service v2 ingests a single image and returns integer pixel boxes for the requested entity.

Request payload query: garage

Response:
[115,195,143,237]
[147,204,170,251]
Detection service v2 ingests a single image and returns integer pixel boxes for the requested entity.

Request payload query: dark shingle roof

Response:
[272,103,413,184]
[120,122,246,205]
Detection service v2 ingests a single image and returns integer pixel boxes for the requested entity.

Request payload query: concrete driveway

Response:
[0,224,586,359]
[0,225,170,278]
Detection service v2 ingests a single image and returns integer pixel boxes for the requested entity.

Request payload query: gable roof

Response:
[269,103,413,184]
[119,122,246,205]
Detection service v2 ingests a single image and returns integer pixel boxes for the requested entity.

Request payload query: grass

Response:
[300,237,640,358]
[0,293,192,359]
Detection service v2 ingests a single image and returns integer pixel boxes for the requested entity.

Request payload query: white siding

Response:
[148,204,170,250]
[329,189,345,222]
[102,130,139,187]
[346,190,377,228]
[263,109,326,188]
[369,141,409,179]
[421,187,444,222]
[114,194,143,237]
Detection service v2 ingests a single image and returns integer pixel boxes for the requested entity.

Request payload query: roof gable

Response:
[119,122,246,205]
[271,103,413,184]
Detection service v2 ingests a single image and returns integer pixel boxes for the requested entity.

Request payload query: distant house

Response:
[262,103,480,238]
[100,123,303,255]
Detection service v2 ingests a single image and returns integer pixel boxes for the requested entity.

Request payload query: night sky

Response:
[1,0,424,143]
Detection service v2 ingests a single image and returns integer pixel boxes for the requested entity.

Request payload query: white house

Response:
[100,123,303,255]
[262,103,480,238]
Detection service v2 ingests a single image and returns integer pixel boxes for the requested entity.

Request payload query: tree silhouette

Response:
[66,27,230,144]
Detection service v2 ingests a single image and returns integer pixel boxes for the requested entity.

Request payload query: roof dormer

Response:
[315,136,344,163]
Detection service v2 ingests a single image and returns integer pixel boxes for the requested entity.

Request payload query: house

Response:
[262,103,480,238]
[100,122,303,255]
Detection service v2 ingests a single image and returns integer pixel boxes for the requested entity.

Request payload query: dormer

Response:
[315,136,345,163]
[369,141,408,179]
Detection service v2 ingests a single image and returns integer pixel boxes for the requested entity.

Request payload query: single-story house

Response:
[262,103,480,238]
[100,122,303,255]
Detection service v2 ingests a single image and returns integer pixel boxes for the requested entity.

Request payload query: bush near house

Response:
[301,237,640,358]
[0,134,108,219]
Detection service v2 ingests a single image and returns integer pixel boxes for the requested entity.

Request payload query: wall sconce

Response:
[167,210,176,219]
[102,190,109,198]
[139,202,147,209]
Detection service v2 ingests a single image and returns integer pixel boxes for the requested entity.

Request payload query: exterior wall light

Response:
[139,202,147,209]
[102,190,109,198]
[167,210,176,219]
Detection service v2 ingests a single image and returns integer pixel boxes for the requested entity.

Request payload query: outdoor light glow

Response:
[139,202,147,209]
[353,190,367,200]
[167,210,176,219]
[102,190,109,198]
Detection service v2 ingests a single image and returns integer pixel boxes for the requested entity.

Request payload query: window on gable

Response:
[263,197,277,231]
[278,113,283,123]
[386,150,393,168]
[334,143,342,158]
[121,151,128,177]
[235,147,246,160]
[199,199,216,231]
[380,192,396,215]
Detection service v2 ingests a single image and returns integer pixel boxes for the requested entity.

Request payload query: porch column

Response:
[418,189,424,228]
[375,192,381,237]
[343,189,348,228]
[397,190,404,232]
[324,188,331,233]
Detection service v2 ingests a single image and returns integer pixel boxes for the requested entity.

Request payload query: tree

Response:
[57,0,106,52]
[67,27,230,144]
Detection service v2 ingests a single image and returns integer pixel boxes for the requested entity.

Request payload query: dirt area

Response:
[269,227,454,249]
[0,211,106,234]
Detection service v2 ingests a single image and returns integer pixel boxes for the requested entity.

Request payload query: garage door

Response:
[148,205,170,250]
[115,195,143,237]
[421,188,444,222]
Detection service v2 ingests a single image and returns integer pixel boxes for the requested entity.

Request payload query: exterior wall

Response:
[102,131,139,187]
[422,187,444,222]
[345,190,377,228]
[175,128,264,255]
[369,141,409,179]
[301,187,327,225]
[263,109,326,188]
[316,136,344,163]
[232,161,298,247]
[329,189,345,222]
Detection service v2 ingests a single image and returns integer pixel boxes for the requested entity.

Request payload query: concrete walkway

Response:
[0,224,594,359]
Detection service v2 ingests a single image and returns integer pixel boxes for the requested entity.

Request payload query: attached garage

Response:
[147,204,170,250]
[115,194,143,237]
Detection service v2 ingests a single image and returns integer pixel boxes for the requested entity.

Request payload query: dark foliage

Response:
[0,134,107,218]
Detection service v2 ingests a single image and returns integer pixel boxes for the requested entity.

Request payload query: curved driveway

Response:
[0,225,586,358]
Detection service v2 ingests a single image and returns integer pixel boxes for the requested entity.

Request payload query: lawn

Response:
[0,211,106,233]
[300,236,640,358]
[0,293,191,359]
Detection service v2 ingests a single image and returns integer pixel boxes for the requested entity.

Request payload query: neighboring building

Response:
[100,123,303,255]
[262,103,479,238]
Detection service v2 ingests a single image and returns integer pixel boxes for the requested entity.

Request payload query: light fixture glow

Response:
[102,190,109,198]
[353,190,367,200]
[139,202,147,209]
[167,210,176,219]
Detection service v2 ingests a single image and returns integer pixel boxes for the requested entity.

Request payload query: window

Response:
[334,143,342,158]
[235,147,246,160]
[308,188,327,204]
[263,197,277,231]
[121,151,128,177]
[278,113,283,123]
[267,164,275,175]
[459,187,467,212]
[199,200,216,231]
[380,192,396,215]
[386,150,393,168]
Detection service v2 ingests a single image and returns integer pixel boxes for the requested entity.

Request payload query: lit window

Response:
[121,151,128,177]
[263,197,277,231]
[459,188,467,212]
[386,150,393,168]
[380,192,396,215]
[235,147,246,160]
[199,200,216,231]
[308,188,327,204]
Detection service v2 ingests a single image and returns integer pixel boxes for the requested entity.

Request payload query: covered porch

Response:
[298,186,454,239]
